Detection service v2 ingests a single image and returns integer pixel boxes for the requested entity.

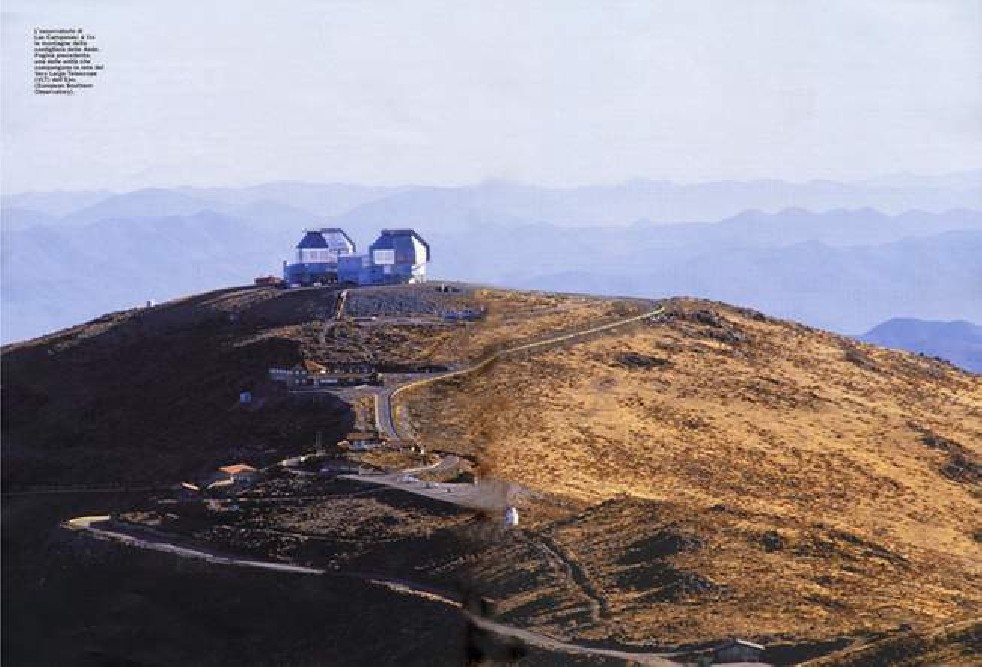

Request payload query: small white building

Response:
[504,506,519,528]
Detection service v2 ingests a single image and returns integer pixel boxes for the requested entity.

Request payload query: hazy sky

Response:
[2,0,980,193]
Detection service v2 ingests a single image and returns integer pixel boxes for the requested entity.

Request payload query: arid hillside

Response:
[403,298,982,646]
[1,283,641,489]
[1,286,352,487]
[5,284,979,662]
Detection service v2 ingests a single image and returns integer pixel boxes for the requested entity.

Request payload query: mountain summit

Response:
[3,283,979,664]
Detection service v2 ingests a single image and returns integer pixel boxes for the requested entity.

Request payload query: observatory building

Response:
[282,227,430,286]
[282,228,356,286]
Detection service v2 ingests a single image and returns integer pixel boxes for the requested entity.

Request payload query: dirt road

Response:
[61,304,695,665]
[338,457,513,510]
[322,304,666,442]
[66,516,325,574]
[383,303,665,438]
[65,515,683,666]
[350,304,668,508]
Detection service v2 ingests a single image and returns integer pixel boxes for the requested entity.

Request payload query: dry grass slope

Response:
[404,297,982,645]
[6,284,978,658]
[801,618,981,666]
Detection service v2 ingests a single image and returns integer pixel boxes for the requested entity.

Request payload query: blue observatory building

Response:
[283,227,430,286]
[282,228,357,285]
[364,229,431,284]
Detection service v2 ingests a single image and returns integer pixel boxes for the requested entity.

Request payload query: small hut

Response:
[218,463,258,483]
[345,432,382,451]
[712,639,765,663]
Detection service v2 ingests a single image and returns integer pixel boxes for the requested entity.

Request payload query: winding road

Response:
[62,302,694,666]
[354,303,667,508]
[65,515,681,666]
[66,516,324,574]
[381,303,665,439]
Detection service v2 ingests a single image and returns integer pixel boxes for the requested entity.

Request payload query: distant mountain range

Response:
[325,177,982,229]
[0,189,114,217]
[1,212,290,344]
[860,318,982,373]
[2,177,980,344]
[1,189,323,232]
[480,226,982,335]
[4,175,981,227]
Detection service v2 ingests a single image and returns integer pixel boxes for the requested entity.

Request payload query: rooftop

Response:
[716,639,766,651]
[346,432,383,441]
[296,231,329,249]
[218,463,257,475]
[299,360,327,373]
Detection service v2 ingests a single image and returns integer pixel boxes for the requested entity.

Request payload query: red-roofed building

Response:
[217,463,258,483]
